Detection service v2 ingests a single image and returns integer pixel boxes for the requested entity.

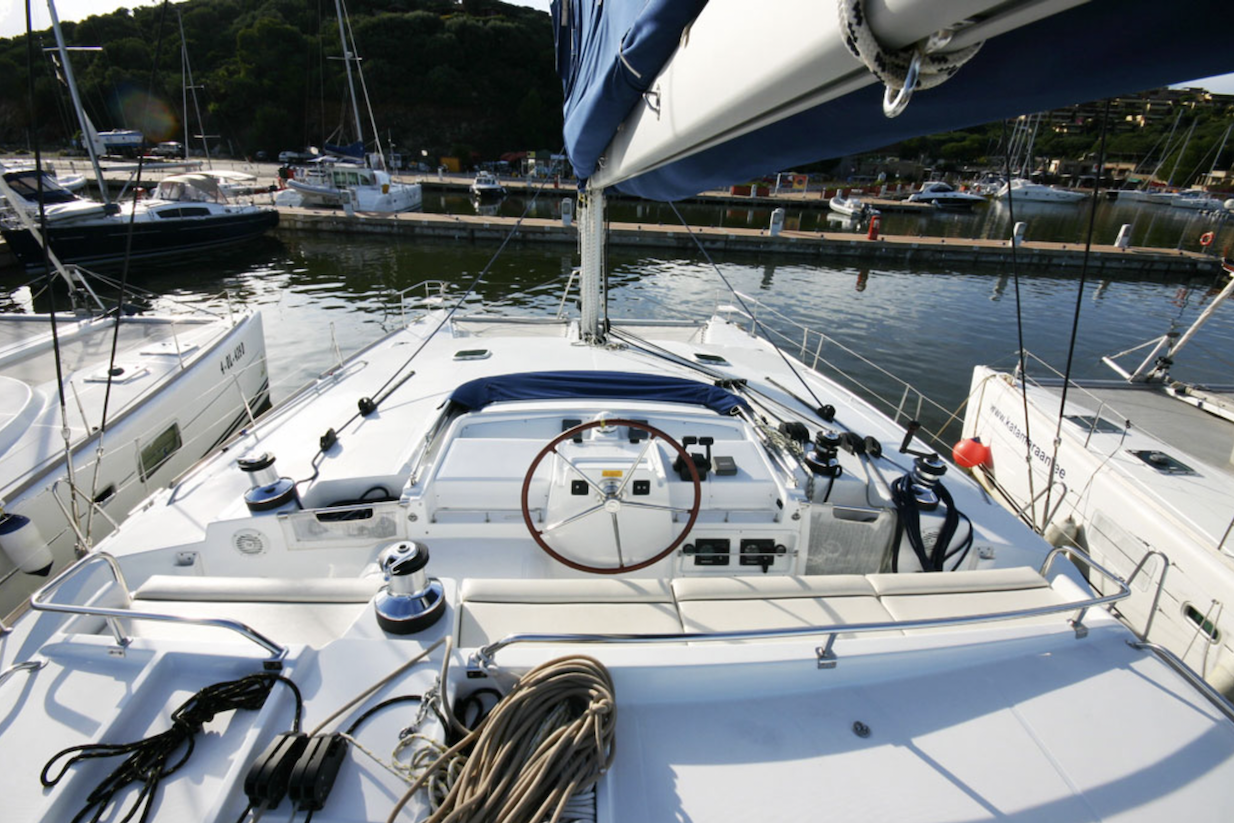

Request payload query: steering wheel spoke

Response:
[521,418,701,574]
[541,503,606,534]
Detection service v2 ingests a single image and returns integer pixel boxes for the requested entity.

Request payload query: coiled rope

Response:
[837,0,983,117]
[387,655,617,823]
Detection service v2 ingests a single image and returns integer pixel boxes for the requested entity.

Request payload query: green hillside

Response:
[0,0,561,162]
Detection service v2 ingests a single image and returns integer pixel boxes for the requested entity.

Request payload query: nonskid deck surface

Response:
[1038,381,1234,477]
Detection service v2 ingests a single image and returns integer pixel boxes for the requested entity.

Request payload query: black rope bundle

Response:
[890,476,973,573]
[41,673,302,823]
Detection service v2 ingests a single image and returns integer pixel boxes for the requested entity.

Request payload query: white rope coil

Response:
[837,0,983,116]
[387,655,617,823]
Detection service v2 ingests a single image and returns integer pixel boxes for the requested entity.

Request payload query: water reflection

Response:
[5,231,1231,441]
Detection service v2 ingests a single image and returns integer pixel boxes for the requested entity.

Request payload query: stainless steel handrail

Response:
[0,660,44,690]
[1129,641,1234,724]
[30,553,286,661]
[470,547,1131,671]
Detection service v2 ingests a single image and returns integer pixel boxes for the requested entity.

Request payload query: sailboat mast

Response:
[578,188,606,343]
[1167,119,1196,187]
[333,0,365,161]
[46,0,108,204]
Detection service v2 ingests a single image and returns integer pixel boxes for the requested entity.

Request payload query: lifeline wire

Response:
[1041,98,1113,524]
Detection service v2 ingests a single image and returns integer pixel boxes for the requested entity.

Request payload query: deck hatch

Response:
[1129,449,1195,475]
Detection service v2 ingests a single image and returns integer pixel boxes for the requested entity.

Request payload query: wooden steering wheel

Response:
[520,418,702,574]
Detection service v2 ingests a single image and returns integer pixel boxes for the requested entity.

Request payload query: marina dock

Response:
[274,207,1221,276]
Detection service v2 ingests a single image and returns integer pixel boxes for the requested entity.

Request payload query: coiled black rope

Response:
[889,476,973,572]
[41,672,302,823]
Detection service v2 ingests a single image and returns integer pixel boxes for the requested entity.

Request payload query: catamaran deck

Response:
[1037,380,1234,478]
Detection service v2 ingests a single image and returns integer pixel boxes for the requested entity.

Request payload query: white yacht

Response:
[469,171,506,198]
[2,2,1233,822]
[277,161,422,213]
[994,177,1088,203]
[0,287,269,619]
[906,180,986,209]
[0,167,279,270]
[964,262,1234,694]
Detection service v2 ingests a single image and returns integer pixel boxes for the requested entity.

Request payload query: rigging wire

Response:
[296,161,564,489]
[665,201,838,426]
[1001,117,1041,530]
[84,0,175,538]
[25,0,85,550]
[1041,98,1113,525]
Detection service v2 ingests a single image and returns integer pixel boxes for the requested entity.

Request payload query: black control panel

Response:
[684,538,731,566]
[739,539,785,573]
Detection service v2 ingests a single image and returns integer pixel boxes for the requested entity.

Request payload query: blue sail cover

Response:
[553,0,709,182]
[450,371,750,416]
[325,140,364,159]
[553,0,1232,202]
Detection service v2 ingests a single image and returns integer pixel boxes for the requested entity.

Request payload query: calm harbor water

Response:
[5,203,1233,446]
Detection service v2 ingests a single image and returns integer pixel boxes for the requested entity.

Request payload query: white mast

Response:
[333,0,365,162]
[46,0,109,204]
[578,188,606,343]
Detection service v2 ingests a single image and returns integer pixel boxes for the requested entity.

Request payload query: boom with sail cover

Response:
[553,0,1232,202]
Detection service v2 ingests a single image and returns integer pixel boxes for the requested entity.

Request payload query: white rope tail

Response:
[837,0,984,118]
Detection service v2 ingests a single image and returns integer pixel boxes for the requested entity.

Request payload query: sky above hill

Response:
[2,1,1230,95]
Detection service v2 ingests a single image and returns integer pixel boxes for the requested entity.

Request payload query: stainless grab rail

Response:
[0,659,44,690]
[470,546,1130,671]
[1129,641,1234,724]
[30,553,286,661]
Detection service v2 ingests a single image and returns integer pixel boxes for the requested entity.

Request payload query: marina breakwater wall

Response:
[274,208,1221,277]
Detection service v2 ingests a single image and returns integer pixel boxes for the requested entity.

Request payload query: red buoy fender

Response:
[952,437,991,469]
[1200,231,1215,247]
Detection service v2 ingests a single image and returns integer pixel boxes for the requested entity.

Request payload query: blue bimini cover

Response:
[552,0,709,182]
[450,371,749,416]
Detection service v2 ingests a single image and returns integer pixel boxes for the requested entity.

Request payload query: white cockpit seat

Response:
[125,575,383,648]
[457,577,682,648]
[869,567,1068,630]
[673,574,902,639]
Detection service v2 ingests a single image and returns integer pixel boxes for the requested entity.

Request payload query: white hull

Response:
[995,180,1088,203]
[963,366,1234,694]
[0,312,269,618]
[280,179,422,212]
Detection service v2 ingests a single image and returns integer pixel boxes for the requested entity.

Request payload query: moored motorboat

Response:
[469,171,506,198]
[994,177,1088,203]
[906,180,986,209]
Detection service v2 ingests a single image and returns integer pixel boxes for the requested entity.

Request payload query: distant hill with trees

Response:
[0,0,562,164]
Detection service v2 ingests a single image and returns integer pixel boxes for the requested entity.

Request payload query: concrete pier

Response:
[274,207,1221,276]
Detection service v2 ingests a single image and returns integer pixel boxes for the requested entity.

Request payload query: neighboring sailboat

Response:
[0,1,279,270]
[964,261,1234,694]
[275,0,421,213]
[2,3,1233,822]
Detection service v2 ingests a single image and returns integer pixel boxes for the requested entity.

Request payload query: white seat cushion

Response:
[873,568,1070,630]
[460,577,673,603]
[672,574,874,601]
[133,575,382,603]
[866,567,1050,597]
[457,576,681,648]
